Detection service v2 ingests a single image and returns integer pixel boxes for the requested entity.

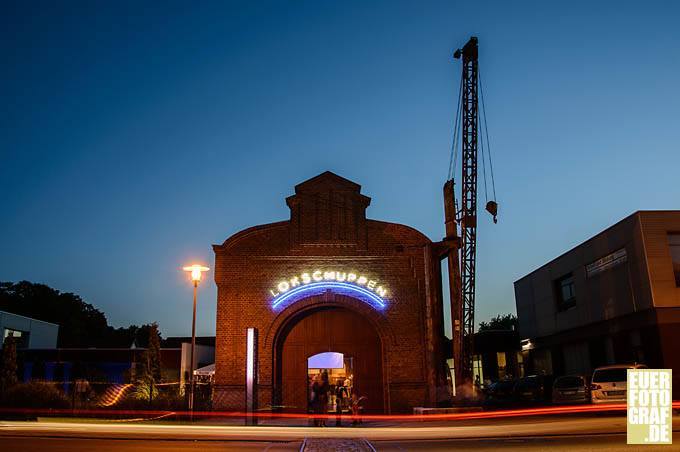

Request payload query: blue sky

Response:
[2,1,679,337]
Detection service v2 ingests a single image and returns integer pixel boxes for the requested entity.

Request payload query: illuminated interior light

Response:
[271,281,387,310]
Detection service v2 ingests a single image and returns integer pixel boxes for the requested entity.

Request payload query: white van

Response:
[590,364,647,404]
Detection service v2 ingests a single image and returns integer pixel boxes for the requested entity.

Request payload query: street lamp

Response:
[182,264,210,413]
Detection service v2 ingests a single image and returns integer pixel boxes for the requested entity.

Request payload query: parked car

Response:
[514,375,554,404]
[552,375,590,404]
[483,379,517,407]
[590,364,647,404]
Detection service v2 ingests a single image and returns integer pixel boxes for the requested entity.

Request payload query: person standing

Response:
[317,370,330,427]
[311,373,322,426]
[311,371,330,427]
[308,374,316,425]
[334,378,348,426]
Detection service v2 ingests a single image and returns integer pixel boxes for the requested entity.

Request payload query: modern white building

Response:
[0,310,59,349]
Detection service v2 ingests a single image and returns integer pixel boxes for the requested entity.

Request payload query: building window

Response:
[496,352,507,380]
[555,273,576,311]
[517,352,525,378]
[472,354,484,388]
[668,234,680,287]
[3,328,30,348]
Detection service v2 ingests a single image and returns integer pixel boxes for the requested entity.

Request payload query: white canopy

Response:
[193,363,215,376]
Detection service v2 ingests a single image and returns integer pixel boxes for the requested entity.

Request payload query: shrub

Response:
[2,381,70,409]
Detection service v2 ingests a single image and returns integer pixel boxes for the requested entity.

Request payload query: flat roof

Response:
[0,310,59,327]
[514,210,680,284]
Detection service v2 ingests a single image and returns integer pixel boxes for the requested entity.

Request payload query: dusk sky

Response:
[2,1,679,338]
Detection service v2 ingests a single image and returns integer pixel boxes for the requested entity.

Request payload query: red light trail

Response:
[1,401,678,422]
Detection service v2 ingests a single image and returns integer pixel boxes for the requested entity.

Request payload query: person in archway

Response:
[311,371,330,426]
[310,373,322,426]
[308,374,315,417]
[318,370,330,426]
[334,378,348,426]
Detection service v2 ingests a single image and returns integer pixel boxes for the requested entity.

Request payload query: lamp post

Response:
[182,264,209,414]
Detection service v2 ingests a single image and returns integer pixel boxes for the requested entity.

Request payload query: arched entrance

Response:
[274,299,384,413]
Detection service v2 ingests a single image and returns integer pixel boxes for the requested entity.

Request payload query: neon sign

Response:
[270,270,388,310]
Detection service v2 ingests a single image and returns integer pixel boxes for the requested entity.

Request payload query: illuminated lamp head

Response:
[183,264,210,283]
[271,281,386,311]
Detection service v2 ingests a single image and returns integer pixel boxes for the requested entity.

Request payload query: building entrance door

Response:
[307,351,353,416]
[276,303,384,413]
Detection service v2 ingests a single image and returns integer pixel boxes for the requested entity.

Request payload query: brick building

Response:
[515,211,680,393]
[212,172,450,413]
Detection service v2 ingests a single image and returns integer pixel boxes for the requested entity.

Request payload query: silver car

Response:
[590,364,647,404]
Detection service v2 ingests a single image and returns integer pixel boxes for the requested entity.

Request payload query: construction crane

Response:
[443,36,498,395]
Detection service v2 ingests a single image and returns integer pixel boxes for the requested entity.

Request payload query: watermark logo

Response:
[627,369,672,445]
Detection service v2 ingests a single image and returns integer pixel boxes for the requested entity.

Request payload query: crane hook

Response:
[485,200,498,224]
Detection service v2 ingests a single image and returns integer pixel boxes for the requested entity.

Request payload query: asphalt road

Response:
[1,415,679,451]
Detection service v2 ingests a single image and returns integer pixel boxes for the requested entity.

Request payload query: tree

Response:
[478,313,518,332]
[134,324,156,349]
[0,335,18,395]
[136,323,162,405]
[146,323,162,384]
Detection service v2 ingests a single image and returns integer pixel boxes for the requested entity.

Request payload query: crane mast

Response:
[444,36,492,393]
[456,36,479,384]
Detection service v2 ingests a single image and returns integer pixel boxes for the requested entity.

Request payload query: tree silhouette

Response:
[0,281,161,348]
[478,313,518,332]
[146,323,162,384]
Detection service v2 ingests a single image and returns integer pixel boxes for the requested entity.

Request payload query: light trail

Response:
[98,384,134,407]
[2,416,677,442]
[1,401,678,422]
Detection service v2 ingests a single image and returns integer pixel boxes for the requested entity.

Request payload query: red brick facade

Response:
[212,172,449,413]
